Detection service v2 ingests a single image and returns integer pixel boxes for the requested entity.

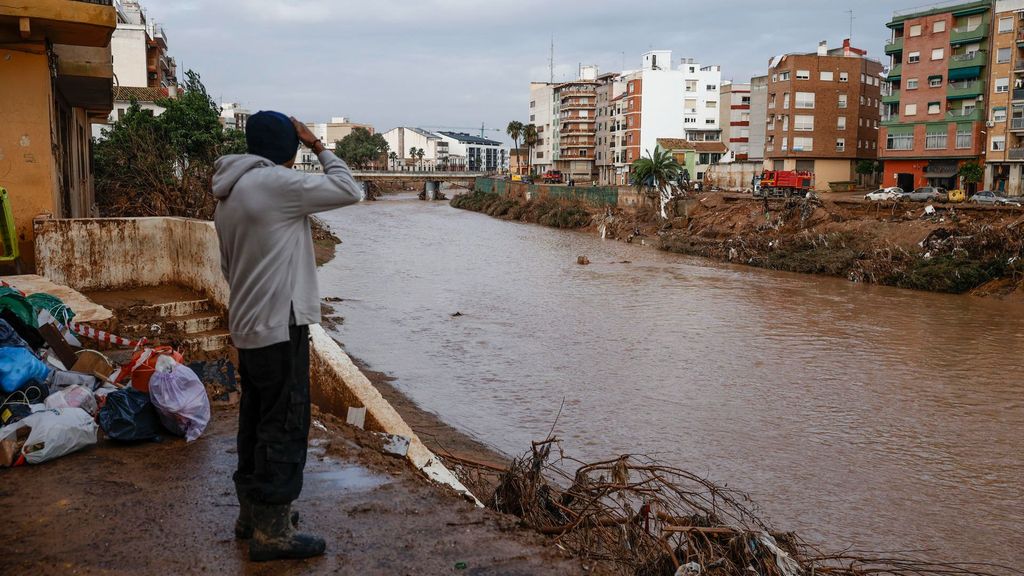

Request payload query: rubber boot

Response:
[235,494,300,540]
[249,504,325,562]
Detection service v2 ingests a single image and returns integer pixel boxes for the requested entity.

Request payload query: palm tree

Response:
[506,120,524,174]
[388,151,398,170]
[416,148,425,170]
[522,124,539,176]
[631,146,682,219]
[409,146,417,171]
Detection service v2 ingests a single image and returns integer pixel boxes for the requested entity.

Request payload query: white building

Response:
[528,82,555,174]
[110,0,175,89]
[436,132,505,172]
[382,127,449,170]
[679,58,722,142]
[220,103,251,131]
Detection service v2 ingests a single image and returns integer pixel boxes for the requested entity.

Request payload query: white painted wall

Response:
[382,128,446,165]
[111,26,148,87]
[529,82,554,173]
[639,69,685,158]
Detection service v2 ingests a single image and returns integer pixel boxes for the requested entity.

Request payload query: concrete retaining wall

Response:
[33,216,476,502]
[474,177,653,212]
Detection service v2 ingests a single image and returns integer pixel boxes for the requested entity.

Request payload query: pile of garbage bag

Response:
[0,288,211,467]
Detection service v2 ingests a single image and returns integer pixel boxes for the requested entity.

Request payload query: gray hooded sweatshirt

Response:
[212,150,363,349]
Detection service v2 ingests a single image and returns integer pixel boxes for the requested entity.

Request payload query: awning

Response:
[924,162,959,177]
[948,66,981,81]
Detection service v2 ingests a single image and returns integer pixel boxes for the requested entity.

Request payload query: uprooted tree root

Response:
[445,438,1021,576]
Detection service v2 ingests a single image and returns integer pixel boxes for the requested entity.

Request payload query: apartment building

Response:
[880,1,991,192]
[554,71,599,182]
[766,39,883,191]
[594,73,622,185]
[220,102,251,131]
[720,82,752,159]
[382,127,450,169]
[984,0,1024,196]
[528,82,555,175]
[111,0,176,89]
[748,75,770,161]
[0,0,117,263]
[436,132,504,172]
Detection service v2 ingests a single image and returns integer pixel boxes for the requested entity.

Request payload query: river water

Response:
[318,193,1024,564]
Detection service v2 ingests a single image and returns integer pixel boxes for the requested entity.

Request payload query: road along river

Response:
[318,193,1024,565]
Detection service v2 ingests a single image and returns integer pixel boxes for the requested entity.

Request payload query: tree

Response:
[335,128,388,169]
[522,124,539,175]
[855,159,880,186]
[416,148,425,170]
[631,146,682,219]
[506,120,524,174]
[409,146,417,169]
[388,151,398,170]
[94,70,243,219]
[958,161,983,192]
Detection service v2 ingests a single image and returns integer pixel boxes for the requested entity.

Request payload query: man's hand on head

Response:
[290,117,323,153]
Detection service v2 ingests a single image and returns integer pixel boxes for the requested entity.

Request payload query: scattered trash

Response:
[0,407,97,465]
[149,355,211,442]
[450,311,464,317]
[454,561,468,570]
[675,561,702,576]
[377,432,410,457]
[98,388,164,443]
[0,346,52,394]
[44,384,99,416]
[924,205,936,215]
[577,255,590,265]
[112,346,183,393]
[346,406,367,430]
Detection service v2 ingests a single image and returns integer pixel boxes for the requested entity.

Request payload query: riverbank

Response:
[451,190,1024,298]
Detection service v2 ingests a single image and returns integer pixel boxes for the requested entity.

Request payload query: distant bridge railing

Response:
[350,171,491,178]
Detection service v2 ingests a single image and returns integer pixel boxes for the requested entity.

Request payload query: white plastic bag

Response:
[148,355,210,442]
[0,407,97,464]
[44,384,98,416]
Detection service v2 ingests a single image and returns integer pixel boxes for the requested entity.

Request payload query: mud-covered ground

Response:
[452,191,1024,298]
[0,403,582,575]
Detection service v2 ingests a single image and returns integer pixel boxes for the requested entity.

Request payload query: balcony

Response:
[885,37,904,55]
[1011,118,1024,131]
[950,21,988,45]
[1009,147,1024,160]
[1015,61,1024,73]
[1018,29,1024,45]
[887,64,902,81]
[0,0,117,47]
[561,102,593,111]
[946,80,984,100]
[560,89,594,99]
[946,108,982,121]
[1014,88,1024,101]
[949,50,986,70]
[881,90,901,104]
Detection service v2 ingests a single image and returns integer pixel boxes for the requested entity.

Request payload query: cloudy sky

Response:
[145,0,924,144]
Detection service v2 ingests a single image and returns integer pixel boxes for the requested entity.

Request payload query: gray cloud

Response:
[144,0,919,143]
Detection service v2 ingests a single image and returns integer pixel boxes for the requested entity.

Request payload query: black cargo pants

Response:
[233,325,311,505]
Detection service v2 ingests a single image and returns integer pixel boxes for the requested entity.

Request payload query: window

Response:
[536,151,544,159]
[705,118,715,124]
[956,125,972,149]
[706,84,716,91]
[931,48,944,61]
[905,103,918,116]
[908,51,921,63]
[837,116,847,130]
[706,100,718,108]
[796,70,810,80]
[839,72,848,82]
[783,92,790,109]
[928,102,941,114]
[781,137,788,151]
[768,93,776,108]
[779,71,790,81]
[782,115,789,131]
[996,78,1010,93]
[861,73,867,83]
[794,115,814,131]
[836,138,845,151]
[992,136,1006,151]
[820,71,834,81]
[909,24,922,36]
[999,17,1013,33]
[792,137,813,151]
[907,78,919,89]
[887,132,913,150]
[998,47,1011,63]
[929,76,942,88]
[838,94,848,108]
[795,92,815,109]
[686,80,697,92]
[933,20,946,33]
[530,114,535,122]
[684,117,696,124]
[771,74,777,82]
[993,108,1007,122]
[530,100,536,108]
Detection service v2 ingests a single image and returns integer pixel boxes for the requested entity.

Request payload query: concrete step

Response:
[121,313,223,337]
[126,299,211,319]
[179,329,231,354]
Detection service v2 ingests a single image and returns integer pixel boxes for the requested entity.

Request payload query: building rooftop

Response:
[114,86,172,102]
[888,0,991,26]
[657,139,729,153]
[437,132,503,146]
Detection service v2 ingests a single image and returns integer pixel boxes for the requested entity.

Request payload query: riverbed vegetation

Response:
[452,191,592,229]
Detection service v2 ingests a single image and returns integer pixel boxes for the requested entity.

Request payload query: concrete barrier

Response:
[33,216,477,502]
[473,178,653,212]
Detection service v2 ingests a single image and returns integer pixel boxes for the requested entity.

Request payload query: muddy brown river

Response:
[318,193,1023,564]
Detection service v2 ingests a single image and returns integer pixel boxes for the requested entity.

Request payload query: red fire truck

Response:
[754,170,815,198]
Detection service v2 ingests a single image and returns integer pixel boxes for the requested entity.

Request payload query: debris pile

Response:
[450,438,1020,576]
[0,281,213,468]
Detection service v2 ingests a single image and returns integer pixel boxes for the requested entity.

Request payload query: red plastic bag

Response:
[113,346,183,393]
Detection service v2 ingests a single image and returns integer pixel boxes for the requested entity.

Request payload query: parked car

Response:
[904,186,944,202]
[541,170,564,184]
[864,187,903,201]
[969,190,1023,206]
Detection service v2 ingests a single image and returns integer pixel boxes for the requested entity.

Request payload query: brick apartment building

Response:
[555,76,598,181]
[766,39,884,191]
[983,0,1024,196]
[720,82,752,160]
[879,0,991,192]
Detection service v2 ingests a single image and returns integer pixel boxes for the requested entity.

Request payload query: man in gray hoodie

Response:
[212,111,363,562]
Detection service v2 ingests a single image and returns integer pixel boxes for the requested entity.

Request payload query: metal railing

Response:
[893,0,970,17]
[1009,147,1024,160]
[950,50,981,62]
[1011,118,1024,130]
